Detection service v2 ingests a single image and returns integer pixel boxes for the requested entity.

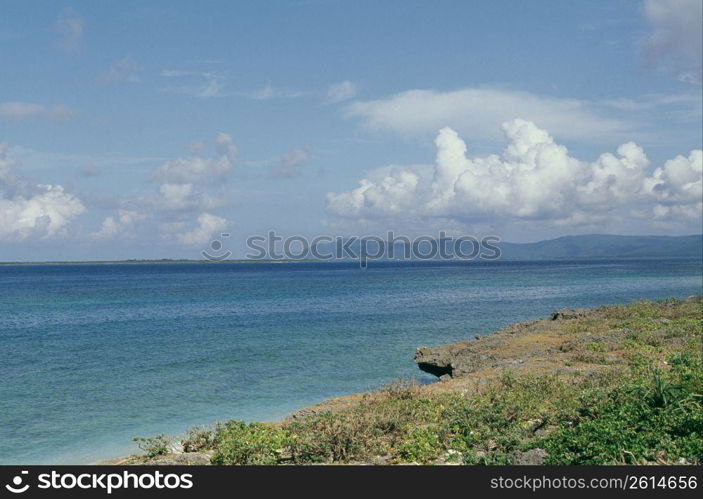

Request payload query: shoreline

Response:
[101,295,702,465]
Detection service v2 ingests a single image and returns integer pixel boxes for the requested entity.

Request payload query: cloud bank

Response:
[0,143,85,241]
[347,88,629,143]
[94,133,237,245]
[643,0,702,84]
[0,102,76,121]
[326,119,702,230]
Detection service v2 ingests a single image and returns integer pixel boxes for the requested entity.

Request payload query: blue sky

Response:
[0,0,701,260]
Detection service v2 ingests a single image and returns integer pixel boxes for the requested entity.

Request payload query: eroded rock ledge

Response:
[415,307,598,379]
[414,296,702,381]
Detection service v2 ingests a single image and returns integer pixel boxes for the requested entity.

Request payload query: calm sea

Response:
[1,258,701,464]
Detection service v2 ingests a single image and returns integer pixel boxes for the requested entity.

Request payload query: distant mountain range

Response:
[2,234,700,264]
[316,233,702,261]
[497,234,702,260]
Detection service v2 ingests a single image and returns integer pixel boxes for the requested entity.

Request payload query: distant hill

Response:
[318,233,702,261]
[3,234,700,264]
[497,234,702,260]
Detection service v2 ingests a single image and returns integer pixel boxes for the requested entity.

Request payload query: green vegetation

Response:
[210,421,289,465]
[134,298,702,465]
[132,435,171,459]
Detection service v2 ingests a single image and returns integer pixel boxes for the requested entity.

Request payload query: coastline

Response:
[102,295,702,465]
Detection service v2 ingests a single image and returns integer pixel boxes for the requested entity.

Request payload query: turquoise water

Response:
[1,259,701,464]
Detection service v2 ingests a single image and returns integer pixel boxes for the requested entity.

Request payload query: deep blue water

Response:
[1,258,701,464]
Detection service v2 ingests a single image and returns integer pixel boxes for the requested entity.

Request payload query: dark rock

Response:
[415,347,454,378]
[551,309,588,320]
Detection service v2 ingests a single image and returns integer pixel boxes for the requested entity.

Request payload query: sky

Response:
[0,0,701,261]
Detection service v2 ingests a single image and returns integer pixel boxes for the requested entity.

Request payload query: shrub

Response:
[535,366,703,465]
[133,435,171,459]
[210,421,289,465]
[288,412,371,463]
[396,427,443,463]
[181,426,215,453]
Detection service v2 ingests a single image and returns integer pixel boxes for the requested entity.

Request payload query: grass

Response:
[133,297,702,465]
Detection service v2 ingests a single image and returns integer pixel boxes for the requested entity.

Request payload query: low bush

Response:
[210,421,289,465]
[132,435,171,459]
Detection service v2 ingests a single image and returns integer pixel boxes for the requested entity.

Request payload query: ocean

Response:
[1,258,701,464]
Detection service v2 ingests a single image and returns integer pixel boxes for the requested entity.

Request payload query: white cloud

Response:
[161,71,306,101]
[176,212,227,245]
[91,210,144,240]
[152,132,236,185]
[0,143,84,241]
[645,149,703,207]
[326,119,702,230]
[159,183,196,210]
[161,69,190,78]
[151,133,236,217]
[56,8,83,52]
[98,57,140,84]
[643,0,702,84]
[96,134,235,245]
[199,77,224,98]
[347,88,628,142]
[0,102,76,121]
[327,81,357,103]
[250,81,305,100]
[161,70,226,98]
[274,146,311,178]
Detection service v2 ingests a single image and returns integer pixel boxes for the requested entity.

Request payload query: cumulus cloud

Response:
[151,132,235,218]
[152,132,236,185]
[91,210,144,240]
[96,134,236,245]
[326,119,702,230]
[56,8,83,52]
[97,57,140,84]
[347,88,628,142]
[150,133,236,226]
[176,212,227,245]
[0,102,76,121]
[273,146,311,178]
[0,143,84,241]
[327,81,357,103]
[643,0,703,84]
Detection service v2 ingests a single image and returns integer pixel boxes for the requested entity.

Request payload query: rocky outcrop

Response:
[414,307,596,379]
[414,297,702,380]
[414,346,455,378]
